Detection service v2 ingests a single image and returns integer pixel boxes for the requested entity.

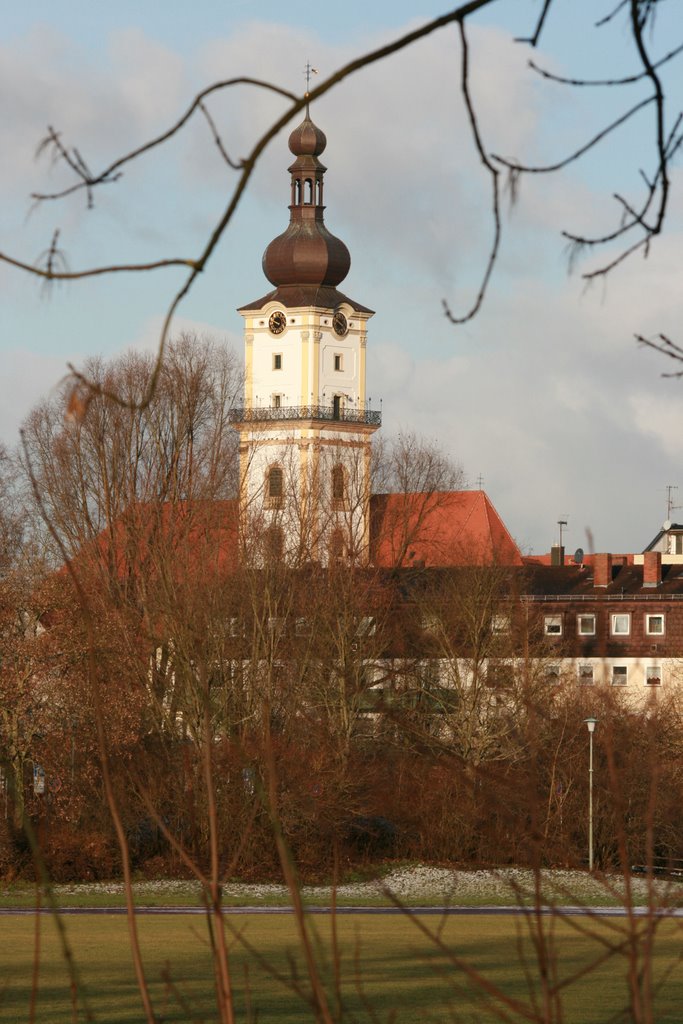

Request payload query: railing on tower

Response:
[229,404,382,426]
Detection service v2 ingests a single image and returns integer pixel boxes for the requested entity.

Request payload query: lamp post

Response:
[584,717,598,872]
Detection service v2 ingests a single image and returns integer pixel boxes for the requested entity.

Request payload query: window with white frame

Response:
[577,614,596,636]
[578,663,594,684]
[611,613,630,636]
[491,613,510,634]
[545,663,561,684]
[273,353,282,370]
[646,614,664,635]
[611,665,628,685]
[334,353,343,371]
[272,393,282,408]
[544,614,562,636]
[487,662,514,689]
[646,665,662,686]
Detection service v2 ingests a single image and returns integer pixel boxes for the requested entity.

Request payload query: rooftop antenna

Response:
[476,474,484,491]
[303,62,318,115]
[665,484,680,520]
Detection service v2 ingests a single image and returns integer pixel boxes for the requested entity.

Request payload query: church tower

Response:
[232,107,381,565]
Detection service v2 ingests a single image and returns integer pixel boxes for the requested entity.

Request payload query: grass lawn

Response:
[0,911,681,1022]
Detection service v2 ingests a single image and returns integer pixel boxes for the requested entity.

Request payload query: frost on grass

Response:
[31,866,683,907]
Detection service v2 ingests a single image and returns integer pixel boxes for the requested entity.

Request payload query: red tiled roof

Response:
[72,499,240,584]
[370,490,524,568]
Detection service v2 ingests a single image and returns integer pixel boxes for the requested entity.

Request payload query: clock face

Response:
[269,310,287,335]
[333,311,348,337]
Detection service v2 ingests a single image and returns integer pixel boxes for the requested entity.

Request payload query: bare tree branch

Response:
[637,332,683,377]
[515,0,554,48]
[528,38,683,88]
[443,19,502,325]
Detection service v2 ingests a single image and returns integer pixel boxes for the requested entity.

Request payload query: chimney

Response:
[643,550,662,588]
[550,544,565,566]
[593,553,612,588]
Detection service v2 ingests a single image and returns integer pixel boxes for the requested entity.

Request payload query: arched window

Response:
[294,178,302,205]
[329,528,345,564]
[267,466,283,503]
[304,178,313,204]
[263,525,284,562]
[332,464,345,502]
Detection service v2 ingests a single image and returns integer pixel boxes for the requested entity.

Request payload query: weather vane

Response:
[303,62,319,113]
[303,62,319,93]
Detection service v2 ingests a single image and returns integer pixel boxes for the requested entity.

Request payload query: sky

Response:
[1,0,682,556]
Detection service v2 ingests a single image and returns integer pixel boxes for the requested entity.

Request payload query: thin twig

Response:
[443,19,501,325]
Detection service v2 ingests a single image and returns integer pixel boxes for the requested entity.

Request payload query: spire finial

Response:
[303,62,318,115]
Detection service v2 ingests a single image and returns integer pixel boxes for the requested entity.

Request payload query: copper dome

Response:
[261,112,351,290]
[288,116,327,157]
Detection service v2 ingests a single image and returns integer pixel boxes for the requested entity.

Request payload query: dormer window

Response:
[670,534,683,555]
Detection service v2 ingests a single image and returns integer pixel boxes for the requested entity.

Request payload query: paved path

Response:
[1,905,682,917]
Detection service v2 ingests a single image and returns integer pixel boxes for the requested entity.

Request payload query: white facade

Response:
[234,299,378,565]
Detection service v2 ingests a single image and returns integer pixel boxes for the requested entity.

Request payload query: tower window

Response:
[272,394,282,408]
[332,465,345,502]
[304,178,313,204]
[267,467,283,501]
[263,525,284,562]
[332,395,342,420]
[273,353,282,370]
[334,354,343,372]
[329,528,345,564]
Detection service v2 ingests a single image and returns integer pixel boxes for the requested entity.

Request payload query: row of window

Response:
[267,394,346,416]
[545,663,662,686]
[543,612,665,638]
[267,465,346,502]
[272,353,345,371]
[257,524,352,564]
[493,611,666,637]
[488,661,663,688]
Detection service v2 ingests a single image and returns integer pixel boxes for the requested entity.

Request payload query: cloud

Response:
[1,13,682,557]
[1,348,68,446]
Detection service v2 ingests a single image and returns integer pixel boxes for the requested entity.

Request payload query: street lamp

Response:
[584,717,598,872]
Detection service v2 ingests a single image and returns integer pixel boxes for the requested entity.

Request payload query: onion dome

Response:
[262,112,351,289]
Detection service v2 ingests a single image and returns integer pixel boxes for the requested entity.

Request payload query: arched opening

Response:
[304,178,313,204]
[329,528,345,564]
[332,464,345,503]
[294,178,302,205]
[267,466,284,506]
[263,525,284,563]
[316,180,323,205]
